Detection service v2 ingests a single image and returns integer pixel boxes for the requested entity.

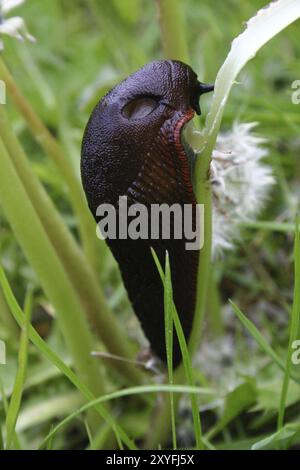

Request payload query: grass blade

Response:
[252,423,300,450]
[39,383,210,449]
[277,217,300,431]
[151,249,205,450]
[230,300,300,385]
[0,137,107,416]
[164,252,176,450]
[0,56,101,277]
[5,291,32,449]
[0,266,135,450]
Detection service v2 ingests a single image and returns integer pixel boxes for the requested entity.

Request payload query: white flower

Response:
[2,0,25,14]
[0,0,35,50]
[193,122,275,256]
[211,122,275,255]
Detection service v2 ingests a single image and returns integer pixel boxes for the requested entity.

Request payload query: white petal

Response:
[2,0,25,14]
[0,16,35,43]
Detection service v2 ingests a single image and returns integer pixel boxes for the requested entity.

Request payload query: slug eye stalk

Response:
[192,82,214,115]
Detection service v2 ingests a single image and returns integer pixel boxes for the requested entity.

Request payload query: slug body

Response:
[81,60,212,365]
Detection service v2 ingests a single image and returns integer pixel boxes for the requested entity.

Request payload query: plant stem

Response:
[277,218,300,430]
[0,105,144,385]
[0,287,19,340]
[155,0,190,62]
[0,136,106,432]
[144,363,184,449]
[189,155,212,357]
[207,270,224,337]
[0,57,101,279]
[5,291,31,449]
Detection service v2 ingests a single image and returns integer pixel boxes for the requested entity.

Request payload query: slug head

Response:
[81,60,213,214]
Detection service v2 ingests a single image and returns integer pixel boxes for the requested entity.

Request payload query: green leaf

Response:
[206,380,257,440]
[230,300,300,385]
[195,0,300,161]
[16,391,83,434]
[252,423,300,450]
[5,290,31,449]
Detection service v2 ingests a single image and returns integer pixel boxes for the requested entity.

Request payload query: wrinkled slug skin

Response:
[81,60,209,366]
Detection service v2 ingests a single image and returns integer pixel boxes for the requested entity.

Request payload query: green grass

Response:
[0,0,300,450]
[277,217,300,431]
[151,249,205,450]
[39,383,211,450]
[230,300,300,385]
[0,266,134,449]
[5,290,31,449]
[163,252,177,450]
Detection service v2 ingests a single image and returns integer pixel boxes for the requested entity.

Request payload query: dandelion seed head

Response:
[193,122,275,256]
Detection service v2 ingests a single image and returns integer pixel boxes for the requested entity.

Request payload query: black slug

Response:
[81,60,213,366]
